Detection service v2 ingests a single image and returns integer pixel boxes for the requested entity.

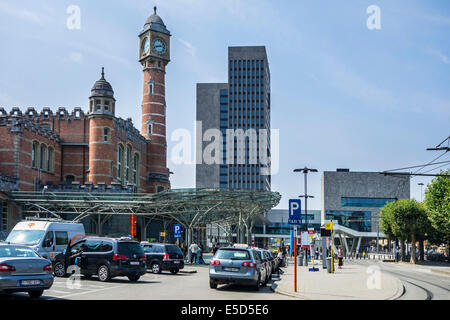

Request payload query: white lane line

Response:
[46,289,71,295]
[47,285,123,300]
[52,282,106,290]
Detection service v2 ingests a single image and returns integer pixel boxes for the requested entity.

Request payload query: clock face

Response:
[152,39,166,54]
[143,38,150,55]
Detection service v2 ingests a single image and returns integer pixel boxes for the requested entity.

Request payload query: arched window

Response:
[47,147,54,172]
[40,144,47,170]
[117,144,124,182]
[32,141,39,168]
[125,145,132,183]
[132,153,139,186]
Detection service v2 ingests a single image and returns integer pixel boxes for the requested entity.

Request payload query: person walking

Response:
[198,244,205,264]
[212,243,219,256]
[189,241,199,264]
[338,246,343,269]
[274,247,284,275]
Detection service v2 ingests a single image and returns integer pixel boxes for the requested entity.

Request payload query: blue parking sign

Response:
[174,224,181,238]
[288,199,302,224]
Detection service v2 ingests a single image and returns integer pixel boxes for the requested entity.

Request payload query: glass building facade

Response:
[341,197,396,208]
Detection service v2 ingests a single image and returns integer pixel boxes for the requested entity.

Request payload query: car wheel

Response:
[53,262,66,277]
[209,279,218,289]
[151,263,162,274]
[28,290,44,299]
[170,269,179,274]
[97,265,111,282]
[128,275,140,282]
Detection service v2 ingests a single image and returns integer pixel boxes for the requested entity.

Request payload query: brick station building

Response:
[0,8,171,194]
[0,9,174,237]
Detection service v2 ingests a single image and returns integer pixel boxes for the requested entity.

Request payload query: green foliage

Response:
[380,199,429,242]
[424,170,450,244]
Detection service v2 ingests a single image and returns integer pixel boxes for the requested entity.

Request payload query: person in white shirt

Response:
[189,242,199,264]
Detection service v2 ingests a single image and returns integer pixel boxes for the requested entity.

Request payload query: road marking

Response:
[46,289,71,295]
[47,285,123,300]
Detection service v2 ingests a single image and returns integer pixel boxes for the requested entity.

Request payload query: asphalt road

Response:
[353,259,450,300]
[1,264,295,300]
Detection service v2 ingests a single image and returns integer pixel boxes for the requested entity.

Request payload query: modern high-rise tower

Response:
[196,46,271,191]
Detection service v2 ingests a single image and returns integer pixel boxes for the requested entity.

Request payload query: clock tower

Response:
[139,7,171,192]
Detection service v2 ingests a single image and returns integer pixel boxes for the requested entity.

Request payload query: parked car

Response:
[0,243,54,298]
[255,249,272,282]
[6,220,85,261]
[209,247,267,291]
[140,242,184,274]
[263,249,276,275]
[53,237,146,282]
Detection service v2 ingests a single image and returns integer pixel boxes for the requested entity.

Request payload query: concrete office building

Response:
[321,169,410,253]
[196,46,271,191]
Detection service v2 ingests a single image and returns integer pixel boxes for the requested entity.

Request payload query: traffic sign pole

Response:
[294,226,297,292]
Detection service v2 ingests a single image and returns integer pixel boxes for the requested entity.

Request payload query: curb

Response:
[384,276,405,300]
[270,282,309,300]
[180,269,197,274]
[431,269,450,276]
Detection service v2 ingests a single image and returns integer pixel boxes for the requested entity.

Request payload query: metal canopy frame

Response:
[8,188,281,231]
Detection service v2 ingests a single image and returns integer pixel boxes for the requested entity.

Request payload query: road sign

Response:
[320,227,331,237]
[325,222,333,230]
[288,199,302,224]
[300,231,311,248]
[174,224,181,238]
[160,232,165,237]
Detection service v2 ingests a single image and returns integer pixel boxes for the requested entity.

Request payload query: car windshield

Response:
[216,249,250,260]
[118,242,144,257]
[166,245,183,255]
[6,230,45,246]
[0,246,39,258]
[142,246,152,253]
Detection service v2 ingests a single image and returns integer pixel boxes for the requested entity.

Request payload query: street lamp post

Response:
[294,167,318,266]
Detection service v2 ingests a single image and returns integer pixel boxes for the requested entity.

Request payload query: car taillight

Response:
[163,253,169,261]
[141,255,147,261]
[43,263,53,272]
[210,259,220,266]
[0,263,16,272]
[113,254,128,261]
[241,261,256,268]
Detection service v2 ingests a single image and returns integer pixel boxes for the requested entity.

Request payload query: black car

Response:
[53,237,147,282]
[141,242,184,274]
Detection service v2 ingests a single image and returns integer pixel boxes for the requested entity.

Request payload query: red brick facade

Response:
[0,13,172,194]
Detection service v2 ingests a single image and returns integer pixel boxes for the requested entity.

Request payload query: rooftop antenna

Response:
[101,67,105,79]
[154,6,157,14]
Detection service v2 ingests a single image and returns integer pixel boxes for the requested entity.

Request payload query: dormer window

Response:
[44,111,49,118]
[75,111,80,119]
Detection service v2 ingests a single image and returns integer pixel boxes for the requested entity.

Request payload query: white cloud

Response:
[66,41,132,67]
[177,38,196,56]
[0,2,47,26]
[425,48,450,65]
[69,52,83,63]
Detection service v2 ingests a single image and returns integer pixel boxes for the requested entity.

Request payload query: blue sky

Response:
[0,0,449,209]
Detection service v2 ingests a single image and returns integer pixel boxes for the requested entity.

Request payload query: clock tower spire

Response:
[139,7,171,192]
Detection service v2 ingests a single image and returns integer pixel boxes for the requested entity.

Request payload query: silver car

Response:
[209,247,267,291]
[0,243,54,298]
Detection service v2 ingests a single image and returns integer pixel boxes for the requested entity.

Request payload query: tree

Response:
[424,170,450,260]
[380,199,429,264]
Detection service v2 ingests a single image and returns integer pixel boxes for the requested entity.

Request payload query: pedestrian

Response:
[212,243,219,256]
[363,251,366,260]
[338,246,343,269]
[356,249,359,259]
[315,247,319,260]
[275,247,284,275]
[198,244,205,264]
[189,241,199,264]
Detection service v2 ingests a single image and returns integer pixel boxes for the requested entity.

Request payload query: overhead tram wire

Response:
[422,162,450,174]
[412,150,449,175]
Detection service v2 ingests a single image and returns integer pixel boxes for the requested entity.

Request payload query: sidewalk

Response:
[271,261,403,300]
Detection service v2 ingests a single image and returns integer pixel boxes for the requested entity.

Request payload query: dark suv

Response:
[141,242,184,274]
[53,237,147,282]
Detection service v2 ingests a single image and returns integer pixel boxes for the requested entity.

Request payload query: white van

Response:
[5,220,85,260]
